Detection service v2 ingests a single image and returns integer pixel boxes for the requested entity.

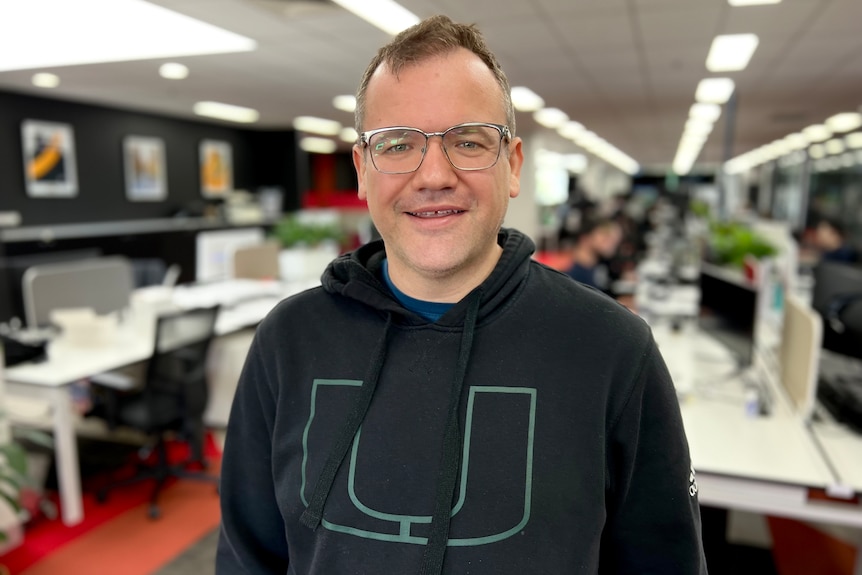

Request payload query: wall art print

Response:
[21,120,78,198]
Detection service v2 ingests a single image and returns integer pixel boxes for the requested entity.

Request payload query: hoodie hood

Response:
[321,228,536,326]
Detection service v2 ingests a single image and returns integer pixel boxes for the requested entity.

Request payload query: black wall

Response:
[0,90,302,226]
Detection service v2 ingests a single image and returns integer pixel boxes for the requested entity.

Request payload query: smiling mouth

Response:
[407,209,465,218]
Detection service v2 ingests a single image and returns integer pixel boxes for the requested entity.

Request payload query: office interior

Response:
[1,0,862,572]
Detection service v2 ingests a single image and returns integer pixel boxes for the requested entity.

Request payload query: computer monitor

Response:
[811,261,862,361]
[697,262,759,368]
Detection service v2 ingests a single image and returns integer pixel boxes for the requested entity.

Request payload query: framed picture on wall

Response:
[199,139,233,198]
[21,120,78,198]
[123,136,168,202]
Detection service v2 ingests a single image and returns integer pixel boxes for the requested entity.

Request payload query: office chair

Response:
[93,305,221,519]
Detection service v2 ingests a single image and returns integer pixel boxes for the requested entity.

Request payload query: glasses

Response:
[359,122,511,174]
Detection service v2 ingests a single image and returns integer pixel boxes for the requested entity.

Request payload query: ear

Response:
[353,144,368,200]
[507,137,524,199]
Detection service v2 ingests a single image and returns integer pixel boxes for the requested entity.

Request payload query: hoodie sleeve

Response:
[216,336,290,574]
[599,338,708,574]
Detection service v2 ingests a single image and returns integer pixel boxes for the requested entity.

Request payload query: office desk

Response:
[3,279,306,526]
[650,308,862,572]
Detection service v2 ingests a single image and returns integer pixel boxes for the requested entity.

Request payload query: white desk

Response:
[3,278,305,526]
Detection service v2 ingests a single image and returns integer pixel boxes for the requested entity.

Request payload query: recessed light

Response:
[340,127,359,143]
[808,144,826,159]
[825,138,846,155]
[557,121,585,140]
[695,78,735,104]
[802,124,832,143]
[293,116,342,136]
[511,87,545,112]
[825,112,862,133]
[706,34,759,72]
[32,72,60,88]
[533,108,568,129]
[159,62,189,80]
[300,137,337,154]
[689,103,722,122]
[845,132,862,149]
[193,101,259,123]
[332,95,356,113]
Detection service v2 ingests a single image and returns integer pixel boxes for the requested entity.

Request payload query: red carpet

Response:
[0,435,222,575]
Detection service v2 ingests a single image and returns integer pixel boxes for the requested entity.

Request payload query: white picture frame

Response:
[21,120,78,198]
[199,139,233,198]
[123,135,168,202]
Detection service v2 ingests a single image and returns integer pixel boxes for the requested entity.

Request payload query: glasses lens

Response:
[367,129,425,173]
[442,125,502,170]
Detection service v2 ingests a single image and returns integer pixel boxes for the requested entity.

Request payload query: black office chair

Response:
[93,305,221,519]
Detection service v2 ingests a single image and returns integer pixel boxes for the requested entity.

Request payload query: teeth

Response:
[410,210,462,217]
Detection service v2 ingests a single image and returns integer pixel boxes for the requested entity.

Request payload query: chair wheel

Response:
[96,490,108,504]
[148,505,161,520]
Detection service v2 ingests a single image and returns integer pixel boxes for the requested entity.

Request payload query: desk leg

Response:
[47,387,83,526]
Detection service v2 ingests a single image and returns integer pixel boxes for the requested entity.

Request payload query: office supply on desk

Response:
[92,305,220,519]
[22,256,134,329]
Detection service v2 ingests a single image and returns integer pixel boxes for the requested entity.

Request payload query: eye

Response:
[372,131,421,155]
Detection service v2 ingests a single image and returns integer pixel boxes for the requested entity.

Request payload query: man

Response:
[565,216,624,293]
[217,15,707,574]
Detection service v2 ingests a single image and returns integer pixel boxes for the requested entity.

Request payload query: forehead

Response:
[363,48,505,131]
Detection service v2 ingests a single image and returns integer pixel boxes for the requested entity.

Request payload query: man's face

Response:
[353,48,523,291]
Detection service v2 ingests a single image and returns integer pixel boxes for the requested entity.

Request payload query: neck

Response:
[386,243,502,303]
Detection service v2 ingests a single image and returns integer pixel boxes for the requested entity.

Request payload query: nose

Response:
[413,135,457,188]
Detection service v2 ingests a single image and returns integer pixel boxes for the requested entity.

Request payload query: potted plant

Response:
[270,214,344,283]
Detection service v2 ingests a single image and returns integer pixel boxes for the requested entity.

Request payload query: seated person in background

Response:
[815,218,858,263]
[565,216,623,293]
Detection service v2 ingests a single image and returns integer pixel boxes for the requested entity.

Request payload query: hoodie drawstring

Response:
[419,289,482,575]
[300,312,393,530]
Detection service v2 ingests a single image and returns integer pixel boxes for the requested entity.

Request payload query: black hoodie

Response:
[217,228,708,574]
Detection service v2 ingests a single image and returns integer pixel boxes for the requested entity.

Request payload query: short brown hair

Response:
[354,15,515,135]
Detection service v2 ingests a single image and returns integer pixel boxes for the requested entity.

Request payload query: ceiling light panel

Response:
[159,62,189,80]
[825,112,862,133]
[300,137,337,154]
[728,0,781,5]
[31,73,60,88]
[533,108,569,128]
[511,87,545,112]
[0,0,257,72]
[695,78,735,104]
[706,34,759,72]
[328,0,420,36]
[193,101,259,123]
[293,116,342,136]
[332,95,357,113]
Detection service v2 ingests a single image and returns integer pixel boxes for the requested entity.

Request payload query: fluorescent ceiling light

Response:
[293,116,342,136]
[32,72,60,88]
[511,87,545,112]
[825,138,846,155]
[783,133,808,150]
[557,121,586,140]
[808,144,826,159]
[159,62,189,80]
[332,95,357,113]
[690,103,722,123]
[706,34,759,72]
[300,137,337,154]
[845,132,862,149]
[825,112,862,133]
[728,0,781,5]
[802,124,832,143]
[695,78,735,104]
[533,108,568,129]
[340,127,359,143]
[0,0,256,72]
[193,101,259,124]
[685,118,714,136]
[328,0,420,36]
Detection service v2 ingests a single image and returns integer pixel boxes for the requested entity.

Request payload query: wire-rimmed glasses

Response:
[359,122,511,174]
